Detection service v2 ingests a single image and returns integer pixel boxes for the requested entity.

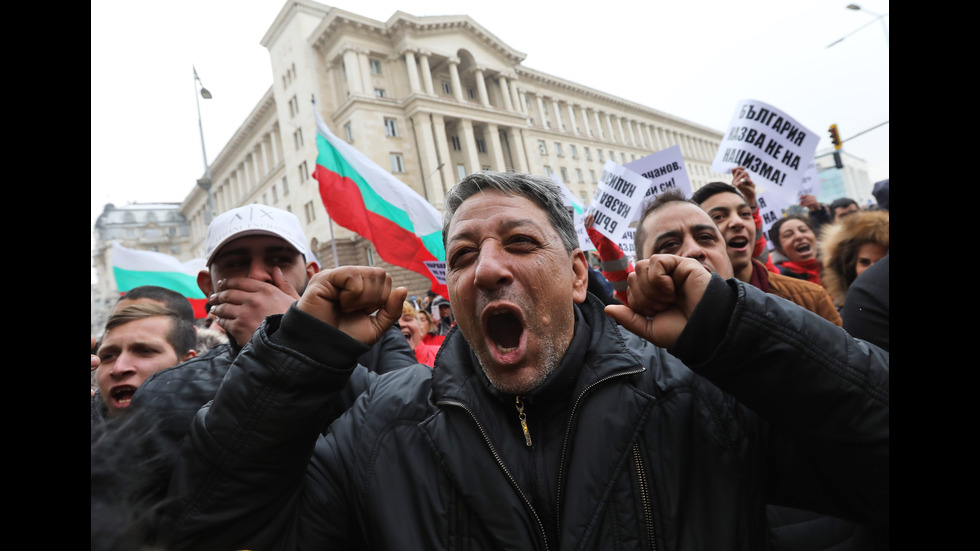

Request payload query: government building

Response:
[93,0,732,325]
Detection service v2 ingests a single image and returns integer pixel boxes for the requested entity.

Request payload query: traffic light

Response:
[828,124,842,150]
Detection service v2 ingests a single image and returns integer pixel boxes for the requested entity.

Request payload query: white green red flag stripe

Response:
[312,106,448,297]
[110,241,208,318]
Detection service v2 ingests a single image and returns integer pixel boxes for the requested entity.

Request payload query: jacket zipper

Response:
[438,399,550,551]
[515,396,532,446]
[632,443,657,550]
[555,367,646,541]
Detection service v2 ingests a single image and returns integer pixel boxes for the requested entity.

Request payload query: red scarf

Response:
[779,258,821,286]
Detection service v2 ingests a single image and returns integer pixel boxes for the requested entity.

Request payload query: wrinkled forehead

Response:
[448,191,552,239]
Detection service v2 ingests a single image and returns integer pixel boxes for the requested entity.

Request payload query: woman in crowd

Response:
[768,214,823,286]
[819,210,889,313]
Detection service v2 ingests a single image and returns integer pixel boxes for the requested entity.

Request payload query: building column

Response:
[644,124,655,151]
[355,50,372,95]
[616,117,628,146]
[419,51,435,95]
[403,50,421,93]
[568,104,581,135]
[431,114,453,207]
[412,112,442,203]
[342,47,365,95]
[497,75,513,111]
[592,109,604,140]
[510,79,524,114]
[506,126,528,172]
[458,118,480,174]
[580,106,593,137]
[536,95,548,128]
[486,123,506,170]
[473,66,490,107]
[551,99,564,133]
[448,57,464,102]
[605,113,616,143]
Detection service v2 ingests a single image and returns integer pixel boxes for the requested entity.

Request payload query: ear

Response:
[197,269,214,297]
[180,349,197,362]
[306,260,320,279]
[570,249,589,304]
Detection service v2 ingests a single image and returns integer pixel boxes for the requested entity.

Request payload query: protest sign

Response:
[797,161,820,200]
[618,228,637,266]
[586,161,649,243]
[624,145,692,222]
[552,174,596,253]
[711,99,818,204]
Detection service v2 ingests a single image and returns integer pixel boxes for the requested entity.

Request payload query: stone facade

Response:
[94,0,732,326]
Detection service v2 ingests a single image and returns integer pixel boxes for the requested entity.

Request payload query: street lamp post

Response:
[194,66,216,224]
[827,4,889,48]
[847,4,889,43]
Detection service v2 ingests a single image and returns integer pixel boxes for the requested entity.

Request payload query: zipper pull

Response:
[515,396,532,447]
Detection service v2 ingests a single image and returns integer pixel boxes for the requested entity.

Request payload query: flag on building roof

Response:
[312,104,448,297]
[110,241,208,318]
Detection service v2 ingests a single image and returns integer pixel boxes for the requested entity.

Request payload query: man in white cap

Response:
[198,204,319,347]
[93,205,417,546]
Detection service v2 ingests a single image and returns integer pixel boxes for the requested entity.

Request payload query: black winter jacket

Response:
[163,277,888,551]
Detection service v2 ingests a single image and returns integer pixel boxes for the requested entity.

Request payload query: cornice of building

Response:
[515,66,722,137]
[261,0,333,48]
[210,87,277,175]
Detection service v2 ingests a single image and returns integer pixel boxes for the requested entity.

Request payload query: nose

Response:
[247,258,274,283]
[677,236,707,263]
[473,241,513,290]
[109,352,138,379]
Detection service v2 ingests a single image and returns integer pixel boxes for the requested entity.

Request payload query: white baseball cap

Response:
[205,205,309,267]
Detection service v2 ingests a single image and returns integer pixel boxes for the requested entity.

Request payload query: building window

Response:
[369,59,382,75]
[576,168,584,183]
[299,161,309,182]
[482,165,491,171]
[584,147,591,161]
[374,88,387,98]
[555,142,563,157]
[390,153,405,173]
[621,152,627,164]
[544,165,553,177]
[456,164,467,180]
[272,184,278,202]
[610,150,616,163]
[467,87,476,99]
[560,167,569,183]
[366,247,375,267]
[451,136,461,151]
[597,149,604,162]
[384,118,398,137]
[570,145,578,159]
[293,128,304,150]
[304,201,316,223]
[288,95,299,118]
[476,138,487,154]
[282,176,289,195]
[345,122,354,143]
[538,140,547,155]
[442,80,452,94]
[590,169,597,183]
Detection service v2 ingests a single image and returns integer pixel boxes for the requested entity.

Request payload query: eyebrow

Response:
[448,218,540,245]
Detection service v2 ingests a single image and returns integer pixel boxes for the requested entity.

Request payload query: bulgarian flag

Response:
[312,106,448,297]
[110,241,208,318]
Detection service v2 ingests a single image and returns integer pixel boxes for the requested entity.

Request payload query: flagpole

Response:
[313,95,341,269]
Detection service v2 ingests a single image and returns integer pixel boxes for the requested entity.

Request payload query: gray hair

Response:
[442,171,578,253]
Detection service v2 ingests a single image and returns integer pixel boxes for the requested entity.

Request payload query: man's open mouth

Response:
[483,305,526,358]
[727,236,749,249]
[110,385,137,408]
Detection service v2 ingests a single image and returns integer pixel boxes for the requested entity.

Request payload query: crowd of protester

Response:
[92,169,888,550]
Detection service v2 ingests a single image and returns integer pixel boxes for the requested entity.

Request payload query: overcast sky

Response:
[92,0,889,260]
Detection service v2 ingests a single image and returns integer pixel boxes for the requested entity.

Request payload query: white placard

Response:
[552,174,596,253]
[624,145,692,222]
[586,161,649,243]
[423,261,446,284]
[711,99,819,204]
